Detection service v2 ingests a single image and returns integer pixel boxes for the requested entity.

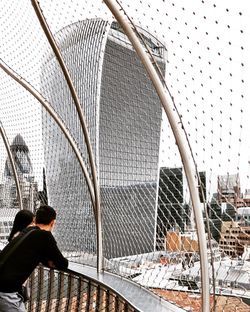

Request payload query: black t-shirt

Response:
[0,226,68,292]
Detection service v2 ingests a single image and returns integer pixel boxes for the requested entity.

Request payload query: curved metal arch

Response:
[0,121,23,210]
[31,0,103,272]
[102,1,210,311]
[0,61,96,218]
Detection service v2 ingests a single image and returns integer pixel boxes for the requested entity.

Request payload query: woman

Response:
[8,209,34,242]
[5,209,35,306]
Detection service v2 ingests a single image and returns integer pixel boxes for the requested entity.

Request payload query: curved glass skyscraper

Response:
[41,19,166,258]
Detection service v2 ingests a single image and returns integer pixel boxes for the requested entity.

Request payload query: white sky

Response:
[0,0,250,197]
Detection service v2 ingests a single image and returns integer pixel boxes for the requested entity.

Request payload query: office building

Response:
[41,19,166,258]
[206,195,222,242]
[219,221,250,257]
[217,173,241,206]
[156,167,191,249]
[198,171,206,203]
[0,134,38,211]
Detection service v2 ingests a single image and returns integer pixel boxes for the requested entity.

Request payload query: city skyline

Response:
[1,1,250,310]
[1,1,249,197]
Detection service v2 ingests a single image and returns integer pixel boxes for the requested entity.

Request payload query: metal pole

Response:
[0,121,23,210]
[0,62,95,215]
[102,1,210,310]
[31,0,103,272]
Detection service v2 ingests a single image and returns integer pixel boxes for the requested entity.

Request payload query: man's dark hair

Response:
[35,205,56,225]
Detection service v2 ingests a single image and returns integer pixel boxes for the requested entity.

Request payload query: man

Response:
[0,205,68,311]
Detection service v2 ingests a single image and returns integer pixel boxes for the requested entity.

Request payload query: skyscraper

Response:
[206,195,222,242]
[198,171,206,203]
[0,134,38,211]
[4,134,33,178]
[0,134,39,241]
[157,167,187,247]
[41,19,166,258]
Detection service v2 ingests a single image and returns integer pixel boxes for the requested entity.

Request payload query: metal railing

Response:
[27,266,139,312]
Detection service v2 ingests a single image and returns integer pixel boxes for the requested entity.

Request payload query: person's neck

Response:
[35,224,52,231]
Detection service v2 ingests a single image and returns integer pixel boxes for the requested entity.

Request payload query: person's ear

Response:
[50,219,56,231]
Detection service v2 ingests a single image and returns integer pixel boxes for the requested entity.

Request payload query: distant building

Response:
[217,173,241,206]
[37,168,48,206]
[156,167,192,249]
[222,202,237,221]
[238,189,250,207]
[0,209,19,242]
[0,134,39,212]
[236,207,250,226]
[199,172,222,243]
[198,171,206,203]
[41,19,166,258]
[206,195,222,242]
[166,231,221,263]
[166,231,199,253]
[219,221,250,257]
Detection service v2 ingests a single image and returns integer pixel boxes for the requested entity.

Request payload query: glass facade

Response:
[41,19,166,258]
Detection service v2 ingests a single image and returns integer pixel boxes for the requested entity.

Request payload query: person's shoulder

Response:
[25,226,53,239]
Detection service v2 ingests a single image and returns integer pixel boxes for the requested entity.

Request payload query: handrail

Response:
[26,264,185,312]
[27,266,140,312]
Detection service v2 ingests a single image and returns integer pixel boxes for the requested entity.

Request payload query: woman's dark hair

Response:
[8,209,34,241]
[35,205,56,225]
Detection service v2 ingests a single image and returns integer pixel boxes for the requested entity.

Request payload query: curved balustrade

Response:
[27,266,139,312]
[26,264,185,312]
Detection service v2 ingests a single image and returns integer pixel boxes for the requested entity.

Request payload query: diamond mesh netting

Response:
[1,1,250,311]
